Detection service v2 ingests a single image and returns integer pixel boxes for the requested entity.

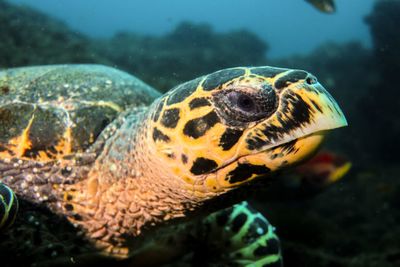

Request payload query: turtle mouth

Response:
[256,130,326,155]
[189,131,325,195]
[199,131,327,192]
[217,130,327,174]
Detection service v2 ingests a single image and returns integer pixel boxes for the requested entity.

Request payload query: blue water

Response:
[8,0,374,58]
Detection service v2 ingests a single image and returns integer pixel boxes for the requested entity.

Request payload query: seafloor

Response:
[0,0,399,266]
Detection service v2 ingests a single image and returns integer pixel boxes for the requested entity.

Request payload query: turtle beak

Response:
[278,80,348,139]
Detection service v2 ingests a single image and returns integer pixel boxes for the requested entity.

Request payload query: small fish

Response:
[258,151,351,202]
[305,0,336,13]
[294,151,351,189]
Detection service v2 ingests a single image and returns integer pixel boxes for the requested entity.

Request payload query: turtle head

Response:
[148,67,347,196]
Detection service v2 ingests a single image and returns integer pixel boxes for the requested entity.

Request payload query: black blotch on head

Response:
[152,98,166,122]
[231,213,247,233]
[249,125,281,150]
[227,163,270,183]
[183,111,220,139]
[166,78,202,105]
[246,136,266,151]
[310,99,323,113]
[202,68,246,91]
[152,127,170,142]
[254,238,280,256]
[280,139,297,154]
[65,194,73,201]
[250,67,286,78]
[190,157,218,175]
[283,92,311,126]
[189,97,211,110]
[274,70,308,90]
[160,108,180,128]
[181,154,188,164]
[219,128,244,150]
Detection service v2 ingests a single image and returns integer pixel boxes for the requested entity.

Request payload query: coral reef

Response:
[365,0,400,80]
[363,0,400,164]
[0,1,109,68]
[94,22,268,91]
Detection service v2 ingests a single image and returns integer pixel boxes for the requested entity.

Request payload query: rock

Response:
[0,1,109,68]
[94,21,269,92]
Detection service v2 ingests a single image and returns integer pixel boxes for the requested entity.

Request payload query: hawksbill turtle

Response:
[0,64,347,266]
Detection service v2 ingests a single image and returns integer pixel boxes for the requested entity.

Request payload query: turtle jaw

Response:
[200,132,325,193]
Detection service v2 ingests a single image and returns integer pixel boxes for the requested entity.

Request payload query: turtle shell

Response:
[0,64,161,160]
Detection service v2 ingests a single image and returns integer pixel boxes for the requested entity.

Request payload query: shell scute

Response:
[0,65,160,161]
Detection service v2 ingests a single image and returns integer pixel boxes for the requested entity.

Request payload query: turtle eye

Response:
[213,86,278,126]
[229,92,256,112]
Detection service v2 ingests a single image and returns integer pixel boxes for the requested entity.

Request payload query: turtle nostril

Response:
[306,75,318,85]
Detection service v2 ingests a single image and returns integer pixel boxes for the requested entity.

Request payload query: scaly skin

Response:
[0,65,346,266]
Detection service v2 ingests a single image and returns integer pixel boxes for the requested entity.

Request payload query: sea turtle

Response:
[0,64,347,266]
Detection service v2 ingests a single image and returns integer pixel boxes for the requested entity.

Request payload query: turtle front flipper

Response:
[0,182,18,232]
[195,201,282,267]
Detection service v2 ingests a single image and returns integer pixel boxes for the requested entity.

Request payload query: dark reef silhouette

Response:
[363,0,400,164]
[0,1,109,67]
[94,22,268,91]
[1,0,399,266]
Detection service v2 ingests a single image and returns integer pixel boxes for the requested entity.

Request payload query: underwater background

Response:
[1,0,399,266]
